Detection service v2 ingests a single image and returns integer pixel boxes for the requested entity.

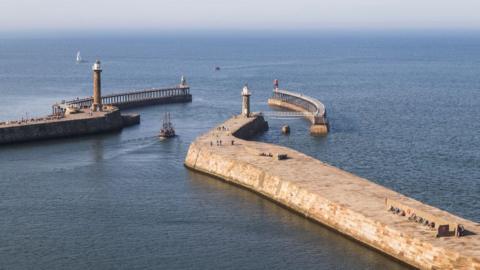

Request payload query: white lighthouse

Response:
[241,84,251,117]
[180,75,187,87]
[273,79,279,91]
[92,60,102,112]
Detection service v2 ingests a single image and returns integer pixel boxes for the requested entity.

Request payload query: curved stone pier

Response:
[268,89,329,135]
[185,114,480,269]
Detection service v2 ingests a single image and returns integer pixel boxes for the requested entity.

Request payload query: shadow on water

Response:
[0,129,122,152]
[91,138,104,163]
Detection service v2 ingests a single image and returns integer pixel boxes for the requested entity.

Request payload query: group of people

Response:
[1,114,64,126]
[389,206,436,229]
[216,126,229,131]
[210,139,235,146]
[209,125,234,146]
[388,205,467,237]
[211,140,222,146]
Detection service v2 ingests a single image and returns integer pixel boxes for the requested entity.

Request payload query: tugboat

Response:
[159,112,175,138]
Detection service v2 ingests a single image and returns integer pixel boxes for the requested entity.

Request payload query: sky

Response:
[1,0,480,32]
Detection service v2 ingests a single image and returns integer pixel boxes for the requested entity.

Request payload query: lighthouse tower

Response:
[92,60,102,112]
[180,75,187,87]
[241,84,251,117]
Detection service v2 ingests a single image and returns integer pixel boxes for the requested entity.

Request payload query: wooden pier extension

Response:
[52,84,191,114]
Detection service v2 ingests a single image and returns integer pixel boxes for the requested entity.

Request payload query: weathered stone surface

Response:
[121,113,141,127]
[309,124,328,135]
[185,114,480,270]
[0,108,138,144]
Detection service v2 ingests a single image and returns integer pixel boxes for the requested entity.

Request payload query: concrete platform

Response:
[185,114,480,269]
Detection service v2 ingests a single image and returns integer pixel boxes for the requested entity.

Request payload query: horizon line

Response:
[3,28,480,39]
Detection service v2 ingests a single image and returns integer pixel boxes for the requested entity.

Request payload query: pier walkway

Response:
[52,85,191,114]
[267,88,328,135]
[185,114,480,269]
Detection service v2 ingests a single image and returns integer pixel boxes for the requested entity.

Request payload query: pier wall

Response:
[232,116,269,139]
[185,115,480,269]
[121,113,141,127]
[0,109,130,144]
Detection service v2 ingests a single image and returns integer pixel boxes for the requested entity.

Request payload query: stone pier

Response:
[0,61,142,145]
[0,106,139,145]
[185,114,480,269]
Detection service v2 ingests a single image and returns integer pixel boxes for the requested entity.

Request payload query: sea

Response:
[0,31,479,269]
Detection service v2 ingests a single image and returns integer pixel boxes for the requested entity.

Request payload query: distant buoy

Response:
[281,125,290,134]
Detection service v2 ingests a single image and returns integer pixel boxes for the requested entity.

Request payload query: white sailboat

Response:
[76,51,83,63]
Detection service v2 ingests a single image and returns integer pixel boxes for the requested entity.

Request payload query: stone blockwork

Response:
[121,113,141,127]
[0,108,138,145]
[185,114,480,270]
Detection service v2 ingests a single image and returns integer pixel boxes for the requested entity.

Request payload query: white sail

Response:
[76,51,82,63]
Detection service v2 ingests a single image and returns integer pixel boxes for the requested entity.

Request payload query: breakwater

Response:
[184,114,480,269]
[268,89,328,135]
[0,107,139,145]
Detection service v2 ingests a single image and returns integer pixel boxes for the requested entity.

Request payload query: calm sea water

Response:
[0,32,479,269]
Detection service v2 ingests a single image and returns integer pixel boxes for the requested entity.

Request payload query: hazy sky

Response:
[1,0,480,31]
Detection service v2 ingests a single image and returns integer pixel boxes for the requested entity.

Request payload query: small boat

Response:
[159,112,175,138]
[215,66,221,71]
[76,51,84,63]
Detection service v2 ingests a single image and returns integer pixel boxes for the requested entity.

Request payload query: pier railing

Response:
[270,89,327,125]
[52,86,191,114]
[260,111,314,118]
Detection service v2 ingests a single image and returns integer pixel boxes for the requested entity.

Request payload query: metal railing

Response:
[261,111,314,118]
[270,89,327,125]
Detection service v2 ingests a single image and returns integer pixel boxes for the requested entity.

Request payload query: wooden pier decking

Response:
[52,85,191,114]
